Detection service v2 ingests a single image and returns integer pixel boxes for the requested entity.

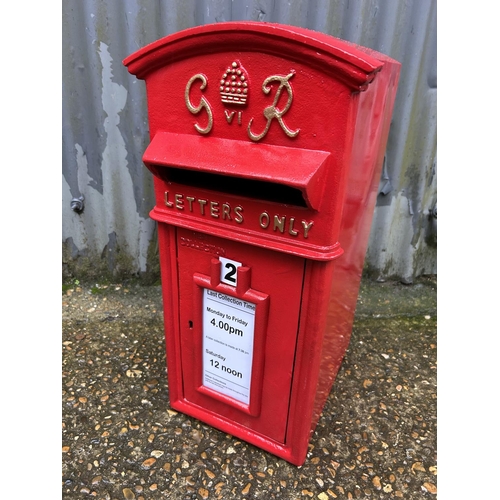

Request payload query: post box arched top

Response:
[124,22,384,91]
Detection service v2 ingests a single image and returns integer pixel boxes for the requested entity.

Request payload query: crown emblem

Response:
[220,61,249,106]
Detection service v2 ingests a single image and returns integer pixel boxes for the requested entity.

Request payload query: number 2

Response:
[219,257,242,286]
[224,263,237,284]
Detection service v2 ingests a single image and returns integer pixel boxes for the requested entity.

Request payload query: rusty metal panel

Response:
[62,0,436,280]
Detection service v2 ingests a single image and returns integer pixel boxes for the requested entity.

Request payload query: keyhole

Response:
[188,320,193,329]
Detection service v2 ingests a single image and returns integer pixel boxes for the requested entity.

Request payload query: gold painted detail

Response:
[163,191,313,239]
[248,72,300,142]
[225,109,243,125]
[185,74,213,134]
[220,61,249,106]
[185,66,300,140]
[165,191,244,223]
[258,211,313,238]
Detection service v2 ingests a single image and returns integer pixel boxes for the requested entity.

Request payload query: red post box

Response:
[124,22,400,466]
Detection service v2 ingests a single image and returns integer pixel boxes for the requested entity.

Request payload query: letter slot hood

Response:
[143,131,330,210]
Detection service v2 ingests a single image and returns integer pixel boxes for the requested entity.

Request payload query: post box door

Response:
[176,227,305,443]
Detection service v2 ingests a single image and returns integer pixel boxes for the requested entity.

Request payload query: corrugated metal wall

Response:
[62,0,436,282]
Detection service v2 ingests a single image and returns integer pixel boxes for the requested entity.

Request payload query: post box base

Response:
[169,398,309,466]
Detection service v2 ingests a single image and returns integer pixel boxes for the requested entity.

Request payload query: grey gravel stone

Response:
[62,276,437,499]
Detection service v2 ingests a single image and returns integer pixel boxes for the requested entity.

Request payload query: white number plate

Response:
[219,257,242,286]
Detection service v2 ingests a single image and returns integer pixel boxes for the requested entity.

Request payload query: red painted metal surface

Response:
[124,22,400,465]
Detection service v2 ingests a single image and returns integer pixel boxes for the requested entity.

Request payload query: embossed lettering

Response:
[175,193,184,210]
[210,201,220,218]
[185,74,213,135]
[248,72,300,142]
[234,206,244,224]
[166,191,310,238]
[164,192,245,223]
[302,220,314,238]
[198,199,207,215]
[186,196,195,212]
[273,215,285,233]
[164,191,174,208]
[259,211,313,238]
[180,236,226,257]
[222,203,232,220]
[288,217,299,236]
[259,211,270,229]
[225,109,243,126]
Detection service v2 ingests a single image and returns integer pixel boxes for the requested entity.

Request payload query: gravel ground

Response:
[62,276,437,499]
